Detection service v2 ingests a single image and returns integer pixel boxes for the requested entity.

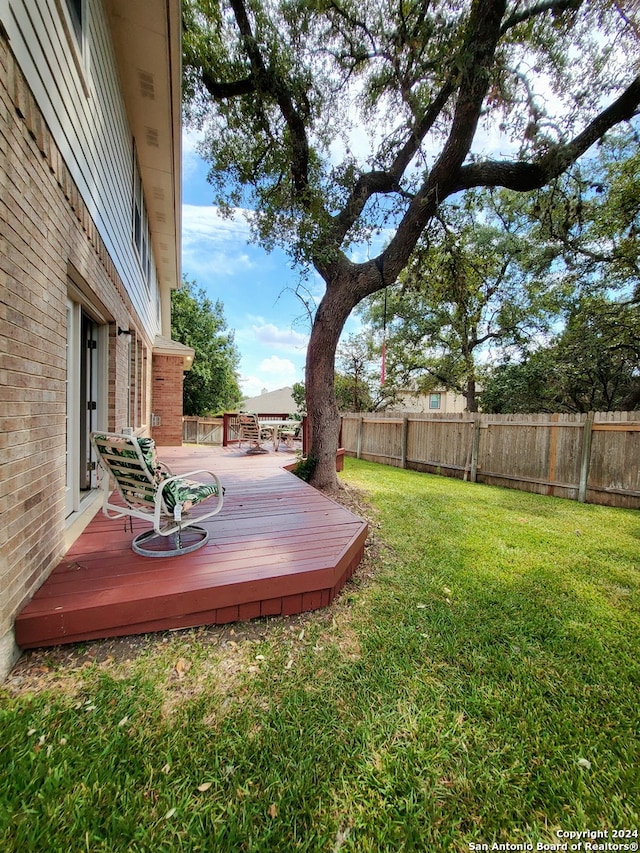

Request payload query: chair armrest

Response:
[155,469,224,529]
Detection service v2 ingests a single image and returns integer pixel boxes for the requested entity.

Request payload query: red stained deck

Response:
[16,445,368,649]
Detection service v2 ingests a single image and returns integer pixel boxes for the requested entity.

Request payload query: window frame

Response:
[131,145,152,293]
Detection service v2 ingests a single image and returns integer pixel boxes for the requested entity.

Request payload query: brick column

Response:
[151,354,186,445]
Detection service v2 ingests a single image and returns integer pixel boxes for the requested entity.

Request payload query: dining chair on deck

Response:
[90,432,224,557]
[238,413,274,454]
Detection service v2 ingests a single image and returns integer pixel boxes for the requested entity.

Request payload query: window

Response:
[57,0,90,95]
[65,0,83,45]
[429,393,441,410]
[131,147,152,291]
[126,333,150,430]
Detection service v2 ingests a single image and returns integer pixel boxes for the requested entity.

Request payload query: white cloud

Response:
[253,323,308,351]
[182,128,206,181]
[240,356,300,396]
[181,205,256,277]
[182,205,253,244]
[235,320,309,356]
[260,355,298,378]
[240,376,268,397]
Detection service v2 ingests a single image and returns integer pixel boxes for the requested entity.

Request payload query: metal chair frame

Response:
[238,413,274,454]
[90,432,224,557]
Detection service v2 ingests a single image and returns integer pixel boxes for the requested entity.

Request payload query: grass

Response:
[1,457,638,852]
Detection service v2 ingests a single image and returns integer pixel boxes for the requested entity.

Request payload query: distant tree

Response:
[183,0,640,488]
[482,297,640,412]
[292,381,307,413]
[481,130,640,413]
[335,332,400,411]
[361,193,564,411]
[171,278,242,415]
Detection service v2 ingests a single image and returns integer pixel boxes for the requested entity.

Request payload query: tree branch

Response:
[376,0,508,289]
[500,0,582,34]
[454,74,640,194]
[220,0,311,195]
[200,71,255,98]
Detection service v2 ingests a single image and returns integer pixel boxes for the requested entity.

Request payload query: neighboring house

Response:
[240,386,298,415]
[395,389,470,414]
[0,0,187,679]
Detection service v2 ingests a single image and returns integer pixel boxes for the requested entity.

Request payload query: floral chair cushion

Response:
[161,478,220,514]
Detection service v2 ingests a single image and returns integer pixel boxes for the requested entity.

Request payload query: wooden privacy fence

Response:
[340,411,640,509]
[182,416,224,446]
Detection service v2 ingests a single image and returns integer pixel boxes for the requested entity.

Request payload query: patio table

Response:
[258,419,300,451]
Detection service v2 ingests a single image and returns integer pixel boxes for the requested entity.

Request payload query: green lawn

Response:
[1,458,638,852]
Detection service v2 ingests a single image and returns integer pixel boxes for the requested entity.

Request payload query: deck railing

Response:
[183,413,308,456]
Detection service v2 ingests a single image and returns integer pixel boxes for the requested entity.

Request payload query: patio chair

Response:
[280,417,301,449]
[238,413,274,454]
[90,432,224,557]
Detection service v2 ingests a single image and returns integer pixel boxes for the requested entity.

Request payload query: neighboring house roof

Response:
[240,387,297,414]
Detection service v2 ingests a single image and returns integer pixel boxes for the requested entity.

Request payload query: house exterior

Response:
[1,0,185,679]
[394,389,470,414]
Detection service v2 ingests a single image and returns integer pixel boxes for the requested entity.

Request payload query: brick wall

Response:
[0,34,153,678]
[152,355,186,446]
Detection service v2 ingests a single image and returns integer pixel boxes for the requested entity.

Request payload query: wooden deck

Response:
[15,445,368,649]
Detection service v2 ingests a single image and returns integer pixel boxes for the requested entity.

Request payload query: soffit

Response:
[105,0,182,291]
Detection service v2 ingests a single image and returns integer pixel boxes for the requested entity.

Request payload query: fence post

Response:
[401,417,409,468]
[470,415,481,483]
[578,412,594,503]
[356,415,364,459]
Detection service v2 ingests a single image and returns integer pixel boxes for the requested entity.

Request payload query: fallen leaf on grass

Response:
[268,803,278,819]
[118,716,129,727]
[174,659,191,679]
[196,782,212,792]
[577,757,592,769]
[164,807,176,820]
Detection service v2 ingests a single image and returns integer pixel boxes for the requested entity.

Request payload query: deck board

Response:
[15,446,367,648]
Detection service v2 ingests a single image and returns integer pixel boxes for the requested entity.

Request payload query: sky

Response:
[181,132,325,399]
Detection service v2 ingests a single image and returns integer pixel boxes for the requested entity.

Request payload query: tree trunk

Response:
[465,377,478,413]
[620,382,640,411]
[305,272,361,491]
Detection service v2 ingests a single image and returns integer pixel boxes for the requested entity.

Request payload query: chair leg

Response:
[132,525,209,557]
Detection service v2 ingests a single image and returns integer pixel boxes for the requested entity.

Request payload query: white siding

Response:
[1,0,161,335]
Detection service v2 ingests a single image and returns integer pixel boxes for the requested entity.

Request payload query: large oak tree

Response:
[183,0,640,489]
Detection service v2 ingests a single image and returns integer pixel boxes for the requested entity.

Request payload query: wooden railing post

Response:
[222,412,230,447]
[470,415,481,483]
[401,417,409,468]
[302,415,308,457]
[578,412,594,503]
[356,415,364,459]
